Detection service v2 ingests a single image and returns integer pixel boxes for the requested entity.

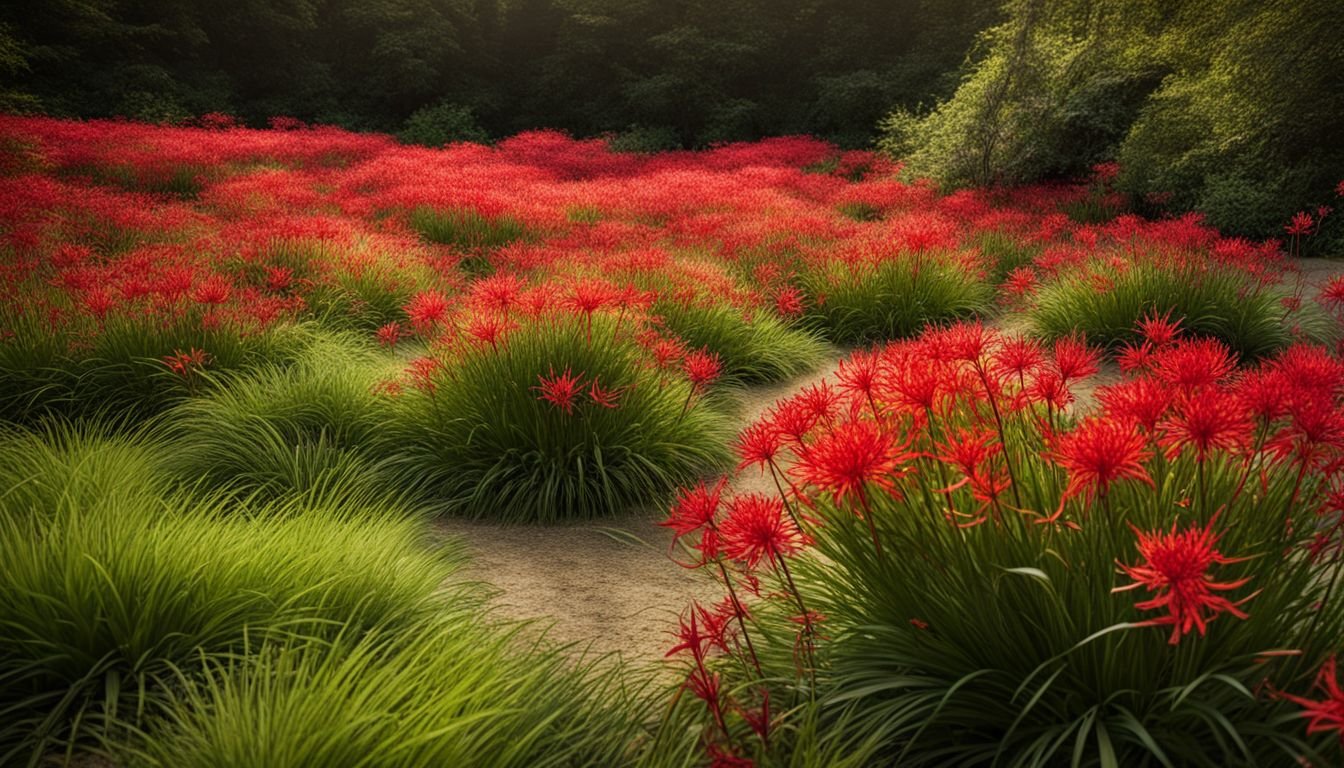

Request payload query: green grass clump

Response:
[132,628,646,768]
[653,301,827,386]
[386,315,733,522]
[408,206,530,251]
[798,253,992,345]
[0,309,315,426]
[161,332,399,502]
[0,427,460,762]
[1029,261,1334,359]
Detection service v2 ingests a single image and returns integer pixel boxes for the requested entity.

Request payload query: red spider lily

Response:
[1099,377,1173,433]
[1137,308,1182,347]
[766,397,820,444]
[588,377,623,408]
[1278,657,1344,747]
[1233,367,1289,424]
[405,356,442,394]
[1286,211,1315,237]
[1114,517,1252,644]
[265,266,293,292]
[1052,333,1100,383]
[405,290,449,332]
[683,349,722,392]
[1321,275,1344,308]
[162,347,211,377]
[735,421,784,472]
[191,275,232,305]
[661,477,727,542]
[1158,390,1252,462]
[798,381,843,423]
[836,349,883,417]
[375,321,402,348]
[992,336,1045,381]
[1150,338,1237,392]
[774,286,804,318]
[1116,340,1155,373]
[464,313,516,349]
[1001,266,1038,301]
[667,601,732,659]
[718,493,808,570]
[1027,369,1073,412]
[534,366,584,414]
[1055,416,1154,510]
[792,419,910,508]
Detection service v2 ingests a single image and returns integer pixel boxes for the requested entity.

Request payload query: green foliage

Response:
[398,101,489,146]
[1029,261,1334,359]
[408,206,530,253]
[161,333,400,503]
[385,315,733,522]
[0,308,314,426]
[133,629,646,768]
[885,0,1344,240]
[653,301,827,386]
[798,254,992,345]
[607,125,682,154]
[0,426,462,761]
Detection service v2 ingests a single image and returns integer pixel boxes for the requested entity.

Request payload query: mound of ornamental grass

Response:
[797,252,992,345]
[653,300,827,386]
[162,332,399,502]
[0,425,652,767]
[0,308,313,425]
[386,314,733,522]
[130,627,645,768]
[1030,260,1333,359]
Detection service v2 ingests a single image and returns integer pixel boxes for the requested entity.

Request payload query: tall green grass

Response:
[130,628,648,768]
[798,254,992,345]
[653,301,827,386]
[386,315,733,522]
[1030,261,1334,358]
[161,332,399,502]
[0,308,315,425]
[0,425,657,766]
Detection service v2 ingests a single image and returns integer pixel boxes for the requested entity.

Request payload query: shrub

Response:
[662,325,1344,766]
[397,102,489,147]
[797,252,992,345]
[161,332,400,503]
[385,313,733,522]
[1030,260,1333,359]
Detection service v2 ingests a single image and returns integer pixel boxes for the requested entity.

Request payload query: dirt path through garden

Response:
[432,257,1344,667]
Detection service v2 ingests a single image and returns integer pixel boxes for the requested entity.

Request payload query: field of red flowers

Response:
[3,115,1344,766]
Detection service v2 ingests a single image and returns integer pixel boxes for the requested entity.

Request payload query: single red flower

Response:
[774,286,804,318]
[1286,211,1315,237]
[406,356,442,394]
[191,275,232,305]
[1099,377,1172,433]
[1056,416,1154,505]
[791,419,910,506]
[1137,308,1182,347]
[405,290,449,331]
[1157,389,1252,461]
[735,421,784,472]
[1052,333,1100,383]
[534,366,584,414]
[375,321,402,348]
[1150,338,1237,392]
[661,477,726,542]
[1114,517,1251,644]
[992,336,1045,380]
[588,377,623,409]
[683,348,722,391]
[1278,657,1344,747]
[718,493,808,569]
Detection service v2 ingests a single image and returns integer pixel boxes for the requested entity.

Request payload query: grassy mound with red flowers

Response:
[385,312,734,522]
[662,323,1344,766]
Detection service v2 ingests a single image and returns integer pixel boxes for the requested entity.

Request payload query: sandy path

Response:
[432,258,1344,666]
[430,351,845,665]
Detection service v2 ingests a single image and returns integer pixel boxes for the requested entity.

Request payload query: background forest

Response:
[2,0,1341,245]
